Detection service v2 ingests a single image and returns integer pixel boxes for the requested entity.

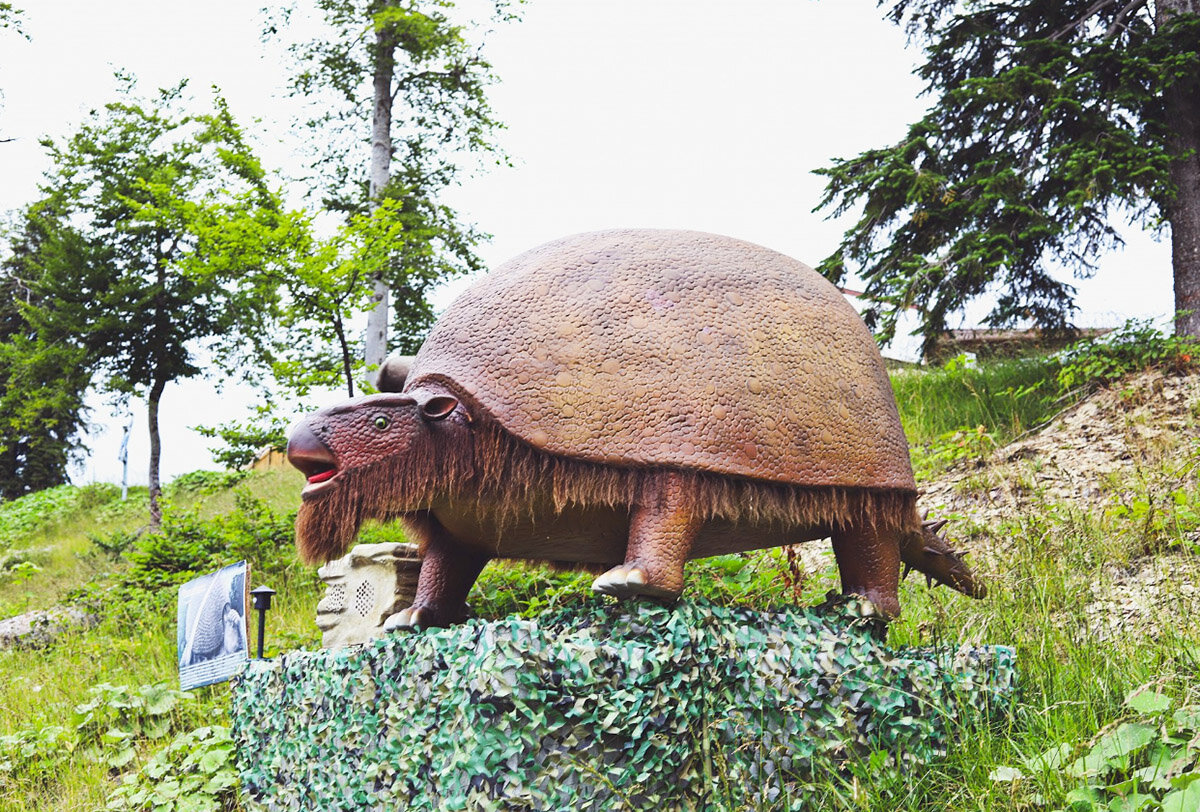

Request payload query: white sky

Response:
[0,0,1174,486]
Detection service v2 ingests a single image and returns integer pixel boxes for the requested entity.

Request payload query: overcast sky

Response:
[0,0,1173,486]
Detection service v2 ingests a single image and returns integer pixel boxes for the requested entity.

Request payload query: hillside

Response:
[1,360,1199,810]
[922,369,1200,642]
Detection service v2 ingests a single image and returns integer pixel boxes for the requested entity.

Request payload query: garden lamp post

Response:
[250,586,276,660]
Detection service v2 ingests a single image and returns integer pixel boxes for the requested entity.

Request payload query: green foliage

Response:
[890,352,1062,447]
[1058,319,1200,391]
[233,599,1016,810]
[0,257,92,501]
[13,77,296,522]
[0,682,234,810]
[195,406,289,470]
[73,683,191,769]
[911,424,999,480]
[0,725,74,797]
[265,0,516,389]
[166,471,250,496]
[1108,487,1200,555]
[991,687,1200,812]
[472,561,595,619]
[76,491,300,626]
[815,1,1200,349]
[0,2,25,35]
[0,483,120,547]
[106,725,239,812]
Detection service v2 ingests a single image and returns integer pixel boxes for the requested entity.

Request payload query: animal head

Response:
[287,389,472,563]
[904,518,988,599]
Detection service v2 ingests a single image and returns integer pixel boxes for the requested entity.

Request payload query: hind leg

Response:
[385,515,490,630]
[830,524,901,619]
[593,471,699,600]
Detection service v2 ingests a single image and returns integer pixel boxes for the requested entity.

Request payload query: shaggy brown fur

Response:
[295,414,921,566]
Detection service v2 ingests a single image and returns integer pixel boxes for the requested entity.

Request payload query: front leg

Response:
[384,514,490,630]
[593,470,699,600]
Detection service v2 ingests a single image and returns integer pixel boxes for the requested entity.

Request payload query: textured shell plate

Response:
[407,229,916,492]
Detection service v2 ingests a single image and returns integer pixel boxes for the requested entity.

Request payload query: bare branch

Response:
[1047,0,1120,40]
[1106,0,1150,36]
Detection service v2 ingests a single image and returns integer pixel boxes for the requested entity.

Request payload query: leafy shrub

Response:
[90,528,140,561]
[910,424,999,480]
[1057,319,1200,391]
[0,725,74,797]
[0,555,43,583]
[0,482,121,546]
[1107,486,1200,556]
[106,725,239,812]
[472,561,594,619]
[469,550,824,621]
[991,687,1200,811]
[166,470,250,496]
[2,681,214,801]
[73,683,192,770]
[195,405,289,470]
[76,491,301,626]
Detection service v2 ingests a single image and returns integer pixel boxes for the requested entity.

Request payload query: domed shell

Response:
[406,229,915,493]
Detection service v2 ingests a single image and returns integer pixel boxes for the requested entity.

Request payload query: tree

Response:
[0,221,90,499]
[270,198,413,397]
[816,0,1200,353]
[22,81,289,524]
[271,0,515,377]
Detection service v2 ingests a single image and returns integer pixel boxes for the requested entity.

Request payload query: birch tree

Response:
[273,0,515,377]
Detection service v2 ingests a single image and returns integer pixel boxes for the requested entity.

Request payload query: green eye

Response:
[373,415,389,430]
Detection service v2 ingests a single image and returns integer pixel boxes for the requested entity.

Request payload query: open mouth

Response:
[301,466,339,498]
[288,422,342,500]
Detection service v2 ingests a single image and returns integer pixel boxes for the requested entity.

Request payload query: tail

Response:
[900,517,987,599]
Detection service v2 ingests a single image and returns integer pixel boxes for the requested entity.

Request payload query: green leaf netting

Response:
[232,599,1015,810]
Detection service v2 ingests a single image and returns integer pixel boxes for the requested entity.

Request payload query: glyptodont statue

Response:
[287,229,985,629]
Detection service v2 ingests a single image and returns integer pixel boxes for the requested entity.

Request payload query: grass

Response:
[892,353,1066,446]
[2,353,1199,810]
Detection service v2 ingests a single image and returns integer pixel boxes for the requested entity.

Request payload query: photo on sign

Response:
[177,561,249,690]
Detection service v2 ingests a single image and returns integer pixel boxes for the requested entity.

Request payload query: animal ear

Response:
[420,395,459,421]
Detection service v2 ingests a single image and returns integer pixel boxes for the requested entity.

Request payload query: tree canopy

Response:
[816,0,1200,353]
[18,81,291,521]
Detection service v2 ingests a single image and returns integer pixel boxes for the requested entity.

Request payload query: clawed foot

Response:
[591,565,679,600]
[382,603,468,632]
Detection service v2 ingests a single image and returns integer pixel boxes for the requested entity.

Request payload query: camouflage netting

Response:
[232,599,1015,811]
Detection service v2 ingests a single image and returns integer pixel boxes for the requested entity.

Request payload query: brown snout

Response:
[287,421,337,481]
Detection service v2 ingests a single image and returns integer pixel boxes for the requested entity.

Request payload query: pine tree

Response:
[816,0,1200,352]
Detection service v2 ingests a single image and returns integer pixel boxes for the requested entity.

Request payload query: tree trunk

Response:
[364,8,397,372]
[147,377,167,528]
[1159,0,1200,335]
[334,314,355,397]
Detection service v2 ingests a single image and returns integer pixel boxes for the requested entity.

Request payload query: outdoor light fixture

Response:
[250,586,276,660]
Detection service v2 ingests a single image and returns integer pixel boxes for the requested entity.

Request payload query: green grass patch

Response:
[890,353,1065,448]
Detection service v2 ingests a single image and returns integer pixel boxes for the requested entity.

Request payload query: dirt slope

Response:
[919,369,1200,639]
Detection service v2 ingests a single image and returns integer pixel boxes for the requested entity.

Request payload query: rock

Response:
[0,606,96,649]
